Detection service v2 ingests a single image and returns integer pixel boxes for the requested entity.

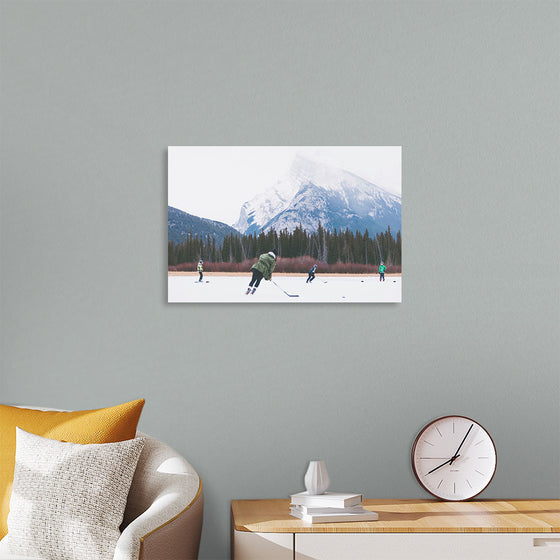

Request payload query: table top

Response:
[231,499,560,533]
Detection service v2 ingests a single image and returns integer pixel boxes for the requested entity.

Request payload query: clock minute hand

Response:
[450,423,473,464]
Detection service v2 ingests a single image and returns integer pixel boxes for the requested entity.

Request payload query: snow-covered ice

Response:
[168,275,401,303]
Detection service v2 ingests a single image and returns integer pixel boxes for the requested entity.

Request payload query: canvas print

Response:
[168,146,401,303]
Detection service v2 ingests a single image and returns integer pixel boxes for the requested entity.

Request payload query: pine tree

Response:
[168,224,401,268]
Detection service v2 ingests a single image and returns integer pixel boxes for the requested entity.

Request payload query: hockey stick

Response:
[271,280,299,298]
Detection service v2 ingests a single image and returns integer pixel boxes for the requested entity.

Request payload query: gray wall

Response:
[1,1,558,558]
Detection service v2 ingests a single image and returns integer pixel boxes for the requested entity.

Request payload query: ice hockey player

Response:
[197,259,204,282]
[379,261,386,282]
[306,264,318,283]
[246,251,277,295]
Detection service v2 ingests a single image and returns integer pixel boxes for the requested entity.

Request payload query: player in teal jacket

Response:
[246,251,277,295]
[379,262,386,282]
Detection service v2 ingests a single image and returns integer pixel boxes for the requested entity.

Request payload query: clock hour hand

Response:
[426,455,460,475]
[449,424,473,464]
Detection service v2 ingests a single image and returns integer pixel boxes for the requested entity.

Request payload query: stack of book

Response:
[289,491,378,523]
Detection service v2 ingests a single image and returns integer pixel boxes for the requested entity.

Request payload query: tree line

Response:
[168,224,401,267]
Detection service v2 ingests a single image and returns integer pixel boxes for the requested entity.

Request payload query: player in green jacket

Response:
[246,251,277,295]
[379,262,386,282]
[197,259,203,282]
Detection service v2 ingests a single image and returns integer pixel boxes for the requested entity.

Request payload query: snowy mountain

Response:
[232,155,401,236]
[168,206,239,245]
[233,181,294,234]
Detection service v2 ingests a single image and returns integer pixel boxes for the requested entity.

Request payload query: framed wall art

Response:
[168,146,401,303]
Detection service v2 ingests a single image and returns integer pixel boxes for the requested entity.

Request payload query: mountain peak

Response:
[233,155,401,236]
[289,154,349,192]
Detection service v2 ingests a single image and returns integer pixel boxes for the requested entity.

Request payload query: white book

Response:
[290,491,363,508]
[292,504,365,514]
[290,506,378,524]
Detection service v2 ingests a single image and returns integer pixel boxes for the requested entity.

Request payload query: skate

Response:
[245,288,251,295]
[251,287,257,295]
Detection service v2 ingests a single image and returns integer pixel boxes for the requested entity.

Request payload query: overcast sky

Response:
[168,146,401,225]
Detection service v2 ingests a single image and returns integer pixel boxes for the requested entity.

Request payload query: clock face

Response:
[412,416,497,501]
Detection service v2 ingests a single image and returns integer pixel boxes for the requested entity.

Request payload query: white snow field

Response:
[168,275,401,303]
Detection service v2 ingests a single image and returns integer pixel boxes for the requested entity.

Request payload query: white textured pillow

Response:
[3,428,144,560]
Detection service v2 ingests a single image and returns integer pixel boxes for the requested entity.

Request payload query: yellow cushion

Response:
[0,398,145,538]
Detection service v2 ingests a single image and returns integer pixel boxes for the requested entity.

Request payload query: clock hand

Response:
[426,455,460,475]
[449,424,473,464]
[426,424,473,474]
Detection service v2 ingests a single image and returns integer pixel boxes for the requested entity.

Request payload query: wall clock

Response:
[411,415,497,501]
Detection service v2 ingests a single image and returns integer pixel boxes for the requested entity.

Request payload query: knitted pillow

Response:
[3,428,144,560]
[0,398,145,538]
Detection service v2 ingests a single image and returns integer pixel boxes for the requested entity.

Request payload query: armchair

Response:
[117,432,203,560]
[0,431,203,560]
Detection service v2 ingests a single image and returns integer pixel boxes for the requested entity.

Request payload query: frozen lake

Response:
[168,274,401,303]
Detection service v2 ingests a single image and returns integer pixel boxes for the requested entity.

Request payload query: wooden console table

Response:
[231,499,560,559]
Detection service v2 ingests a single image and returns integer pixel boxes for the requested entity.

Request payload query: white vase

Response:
[304,460,330,495]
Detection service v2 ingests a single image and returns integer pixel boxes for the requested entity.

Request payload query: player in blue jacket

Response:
[306,264,318,283]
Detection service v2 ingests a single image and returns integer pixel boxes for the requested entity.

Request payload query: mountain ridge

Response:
[232,155,401,236]
[168,206,239,245]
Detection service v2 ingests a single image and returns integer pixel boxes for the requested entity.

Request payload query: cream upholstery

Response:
[117,432,203,560]
[0,430,203,560]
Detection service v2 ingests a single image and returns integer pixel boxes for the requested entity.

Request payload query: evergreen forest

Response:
[168,224,401,269]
